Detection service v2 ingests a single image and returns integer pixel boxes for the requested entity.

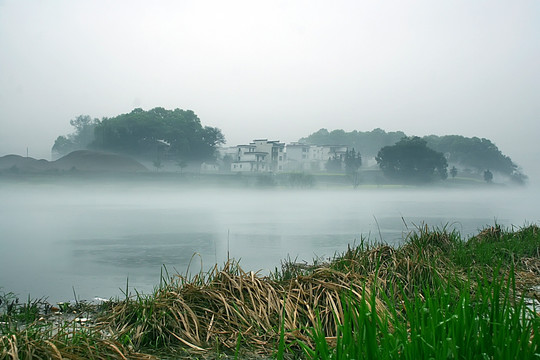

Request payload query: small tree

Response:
[376,137,448,183]
[345,148,362,188]
[510,171,527,185]
[325,154,343,172]
[345,148,362,174]
[52,115,99,158]
[177,159,188,174]
[153,158,163,172]
[220,154,233,172]
[450,166,458,179]
[484,169,493,183]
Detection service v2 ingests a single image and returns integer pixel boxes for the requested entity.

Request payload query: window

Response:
[279,156,282,161]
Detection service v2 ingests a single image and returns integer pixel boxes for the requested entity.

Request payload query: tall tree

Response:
[91,108,225,162]
[345,148,362,174]
[345,148,362,188]
[376,137,448,183]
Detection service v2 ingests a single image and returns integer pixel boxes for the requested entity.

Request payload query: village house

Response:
[230,139,286,173]
[286,143,348,172]
[219,140,348,174]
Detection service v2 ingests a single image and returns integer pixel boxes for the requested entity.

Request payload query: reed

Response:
[1,224,539,359]
[297,267,540,359]
[0,320,154,360]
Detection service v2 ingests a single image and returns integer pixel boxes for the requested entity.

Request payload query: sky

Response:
[0,0,539,174]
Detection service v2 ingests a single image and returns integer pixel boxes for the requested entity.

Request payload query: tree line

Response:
[301,128,406,158]
[51,113,525,184]
[302,128,524,178]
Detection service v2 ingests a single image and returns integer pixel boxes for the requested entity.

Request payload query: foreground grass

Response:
[1,224,540,359]
[299,269,539,359]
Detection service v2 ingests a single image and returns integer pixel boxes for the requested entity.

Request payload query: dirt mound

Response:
[0,154,51,172]
[53,150,148,172]
[0,151,148,173]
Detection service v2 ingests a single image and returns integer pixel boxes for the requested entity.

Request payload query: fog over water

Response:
[1,182,538,303]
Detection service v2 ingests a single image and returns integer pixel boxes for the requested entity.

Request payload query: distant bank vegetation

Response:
[52,108,225,163]
[47,108,525,184]
[302,128,526,184]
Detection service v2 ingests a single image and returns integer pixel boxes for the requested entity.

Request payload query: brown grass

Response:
[0,327,155,360]
[101,236,464,356]
[3,225,538,359]
[101,261,386,354]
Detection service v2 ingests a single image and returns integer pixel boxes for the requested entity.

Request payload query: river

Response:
[0,182,538,303]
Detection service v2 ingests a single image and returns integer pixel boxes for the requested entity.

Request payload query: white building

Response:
[285,143,312,171]
[231,139,286,173]
[286,143,348,172]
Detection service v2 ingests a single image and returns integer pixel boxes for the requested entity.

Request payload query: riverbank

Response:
[2,224,539,359]
[0,169,508,193]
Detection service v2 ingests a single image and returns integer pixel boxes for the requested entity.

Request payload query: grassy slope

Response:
[1,225,539,359]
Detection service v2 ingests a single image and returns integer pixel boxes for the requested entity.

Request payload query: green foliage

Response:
[484,169,494,183]
[450,166,458,179]
[510,171,528,185]
[2,225,540,359]
[344,148,362,174]
[256,174,276,187]
[301,129,522,179]
[424,134,517,175]
[152,159,163,172]
[288,172,315,188]
[301,128,406,158]
[0,291,43,329]
[451,224,540,270]
[92,107,225,162]
[52,115,99,157]
[376,137,448,183]
[299,269,540,360]
[345,148,362,188]
[326,154,343,172]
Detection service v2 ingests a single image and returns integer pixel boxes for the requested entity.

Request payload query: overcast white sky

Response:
[0,0,538,172]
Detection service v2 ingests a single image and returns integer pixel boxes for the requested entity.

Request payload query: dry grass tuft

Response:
[102,225,467,355]
[0,324,155,360]
[102,260,386,354]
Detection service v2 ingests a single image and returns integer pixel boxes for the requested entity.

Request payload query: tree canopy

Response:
[300,128,521,177]
[52,115,99,158]
[376,137,448,183]
[53,108,225,163]
[300,128,406,158]
[344,148,362,174]
[423,135,517,175]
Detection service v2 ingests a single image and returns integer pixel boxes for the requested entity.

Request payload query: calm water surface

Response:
[0,183,538,303]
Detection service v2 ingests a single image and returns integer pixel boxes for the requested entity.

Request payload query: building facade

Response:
[230,139,286,173]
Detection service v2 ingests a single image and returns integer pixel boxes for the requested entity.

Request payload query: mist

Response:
[1,179,538,303]
[0,1,539,176]
[0,1,539,305]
